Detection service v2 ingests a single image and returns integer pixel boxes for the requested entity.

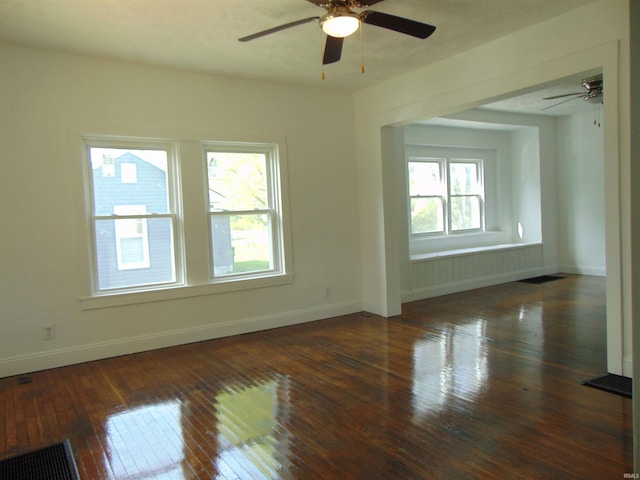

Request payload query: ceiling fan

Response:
[542,74,604,111]
[238,0,436,66]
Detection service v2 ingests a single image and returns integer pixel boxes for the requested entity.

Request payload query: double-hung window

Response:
[87,144,178,292]
[448,160,484,231]
[408,155,485,237]
[205,143,282,279]
[82,134,290,303]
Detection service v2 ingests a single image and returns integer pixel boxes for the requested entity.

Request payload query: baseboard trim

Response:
[0,300,362,378]
[558,265,606,277]
[401,267,558,303]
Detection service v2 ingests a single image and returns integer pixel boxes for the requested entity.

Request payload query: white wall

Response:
[354,0,630,375]
[630,0,640,470]
[556,111,606,276]
[404,123,514,250]
[511,127,543,246]
[0,44,363,377]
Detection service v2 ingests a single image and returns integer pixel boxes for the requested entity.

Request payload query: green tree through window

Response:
[207,149,275,276]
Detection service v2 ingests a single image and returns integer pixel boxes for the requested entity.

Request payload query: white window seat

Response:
[410,242,542,262]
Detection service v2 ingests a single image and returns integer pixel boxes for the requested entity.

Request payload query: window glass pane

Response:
[411,197,443,234]
[211,214,273,276]
[409,161,441,196]
[207,152,267,211]
[120,237,146,264]
[449,162,479,195]
[450,196,481,231]
[90,148,169,215]
[113,206,150,270]
[95,217,175,290]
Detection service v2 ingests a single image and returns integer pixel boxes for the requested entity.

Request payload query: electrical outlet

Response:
[42,324,55,340]
[324,285,331,298]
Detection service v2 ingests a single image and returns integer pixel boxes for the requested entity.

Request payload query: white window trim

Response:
[75,128,294,310]
[406,145,501,256]
[83,138,183,295]
[446,158,485,234]
[408,157,446,236]
[203,141,287,283]
[408,155,486,238]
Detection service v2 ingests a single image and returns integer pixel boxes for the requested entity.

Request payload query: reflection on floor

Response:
[0,275,632,478]
[412,319,489,417]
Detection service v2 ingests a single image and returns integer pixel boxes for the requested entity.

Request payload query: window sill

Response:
[79,272,294,310]
[410,242,542,262]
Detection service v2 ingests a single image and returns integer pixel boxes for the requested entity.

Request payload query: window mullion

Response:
[443,159,451,235]
[178,140,210,286]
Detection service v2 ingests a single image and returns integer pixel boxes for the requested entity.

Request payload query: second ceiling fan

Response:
[239,0,437,65]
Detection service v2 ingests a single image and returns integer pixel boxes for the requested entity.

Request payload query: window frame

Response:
[203,141,287,282]
[407,148,487,240]
[77,130,293,310]
[83,138,183,295]
[446,158,485,234]
[408,158,446,236]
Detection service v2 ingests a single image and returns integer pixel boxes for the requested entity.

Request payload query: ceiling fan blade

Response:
[361,11,436,39]
[239,17,319,42]
[541,95,582,111]
[542,92,585,100]
[323,35,344,64]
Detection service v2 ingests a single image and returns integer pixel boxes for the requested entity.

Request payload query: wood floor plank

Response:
[0,275,632,478]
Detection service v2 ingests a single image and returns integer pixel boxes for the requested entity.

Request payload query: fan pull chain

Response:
[360,25,365,74]
[320,29,326,80]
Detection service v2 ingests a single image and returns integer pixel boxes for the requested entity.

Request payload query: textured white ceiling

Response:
[0,0,598,93]
[481,69,604,117]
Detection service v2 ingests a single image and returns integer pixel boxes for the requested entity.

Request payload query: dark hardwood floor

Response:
[0,275,633,479]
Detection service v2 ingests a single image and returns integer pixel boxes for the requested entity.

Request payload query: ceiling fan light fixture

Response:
[321,12,361,38]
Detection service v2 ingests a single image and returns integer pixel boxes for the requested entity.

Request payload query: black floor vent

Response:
[0,440,80,480]
[518,275,564,285]
[583,373,632,398]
